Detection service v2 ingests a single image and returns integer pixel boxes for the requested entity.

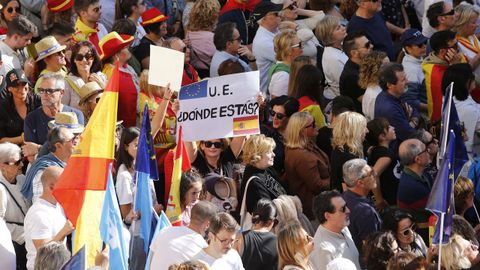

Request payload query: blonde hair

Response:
[441,234,473,270]
[242,134,276,166]
[273,195,298,231]
[358,51,388,89]
[285,112,313,149]
[315,15,341,46]
[277,222,312,270]
[287,56,312,96]
[139,69,162,97]
[168,260,210,270]
[332,111,366,157]
[274,29,298,61]
[187,0,220,31]
[453,3,480,37]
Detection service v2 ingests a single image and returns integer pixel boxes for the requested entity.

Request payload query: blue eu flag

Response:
[178,80,208,100]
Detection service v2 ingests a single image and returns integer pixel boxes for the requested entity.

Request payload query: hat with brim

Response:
[6,69,29,88]
[141,7,168,27]
[204,172,231,200]
[252,1,283,22]
[48,112,85,134]
[78,82,104,106]
[98,32,134,60]
[400,28,428,47]
[35,36,67,62]
[47,0,73,12]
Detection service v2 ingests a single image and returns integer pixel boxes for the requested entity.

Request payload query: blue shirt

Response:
[210,50,251,77]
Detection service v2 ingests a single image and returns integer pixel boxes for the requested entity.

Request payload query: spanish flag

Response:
[53,64,119,266]
[166,126,191,226]
[422,62,447,123]
[233,115,259,136]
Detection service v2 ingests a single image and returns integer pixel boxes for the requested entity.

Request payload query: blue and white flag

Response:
[144,211,172,270]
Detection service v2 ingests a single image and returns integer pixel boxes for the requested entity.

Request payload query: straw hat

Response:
[98,32,134,60]
[48,112,85,134]
[78,82,103,105]
[47,0,73,12]
[35,36,67,62]
[141,8,168,27]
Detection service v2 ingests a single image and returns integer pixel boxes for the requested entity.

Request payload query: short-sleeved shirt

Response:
[241,230,278,270]
[368,146,402,205]
[23,105,85,144]
[0,93,41,140]
[132,36,155,65]
[194,249,245,270]
[192,147,237,178]
[24,198,66,270]
[116,164,135,205]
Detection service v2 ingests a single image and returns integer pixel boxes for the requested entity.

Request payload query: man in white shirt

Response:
[24,166,74,270]
[251,1,282,94]
[309,190,361,270]
[193,212,244,270]
[149,201,217,270]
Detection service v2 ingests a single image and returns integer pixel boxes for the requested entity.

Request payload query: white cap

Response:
[326,258,357,270]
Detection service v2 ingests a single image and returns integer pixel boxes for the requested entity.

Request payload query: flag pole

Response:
[129,170,139,263]
[438,82,454,167]
[437,212,445,270]
[473,203,480,224]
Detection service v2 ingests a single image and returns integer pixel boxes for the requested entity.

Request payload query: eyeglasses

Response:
[64,134,80,144]
[362,41,372,49]
[214,234,238,245]
[416,148,429,157]
[74,52,94,61]
[6,7,20,13]
[4,159,23,166]
[399,223,417,236]
[304,121,315,129]
[203,141,224,149]
[270,110,286,120]
[38,88,61,95]
[360,170,377,180]
[230,36,242,43]
[440,9,455,16]
[291,41,303,49]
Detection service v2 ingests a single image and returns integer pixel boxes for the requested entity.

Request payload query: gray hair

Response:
[0,142,21,163]
[343,159,368,188]
[34,241,70,270]
[399,139,424,166]
[163,37,182,49]
[41,73,66,90]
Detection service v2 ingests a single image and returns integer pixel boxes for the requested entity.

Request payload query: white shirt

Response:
[31,170,44,204]
[252,26,277,94]
[454,96,480,153]
[402,53,424,84]
[149,226,208,270]
[193,249,244,270]
[0,218,15,270]
[322,46,348,99]
[0,40,23,77]
[362,85,382,121]
[458,35,480,78]
[24,198,67,270]
[116,164,135,205]
[0,174,29,244]
[268,70,289,98]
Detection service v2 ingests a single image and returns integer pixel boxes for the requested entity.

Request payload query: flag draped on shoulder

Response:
[166,126,191,226]
[134,104,159,253]
[52,64,120,266]
[100,163,129,270]
[426,130,456,244]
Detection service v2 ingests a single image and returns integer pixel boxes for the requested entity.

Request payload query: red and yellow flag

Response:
[166,126,191,226]
[53,64,119,266]
[422,62,447,123]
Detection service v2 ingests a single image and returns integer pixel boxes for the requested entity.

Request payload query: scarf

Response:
[74,18,101,52]
[21,152,65,200]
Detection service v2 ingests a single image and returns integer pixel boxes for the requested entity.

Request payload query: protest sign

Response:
[148,45,184,92]
[178,71,260,141]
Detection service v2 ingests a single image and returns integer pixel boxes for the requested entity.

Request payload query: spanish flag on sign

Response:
[233,115,260,136]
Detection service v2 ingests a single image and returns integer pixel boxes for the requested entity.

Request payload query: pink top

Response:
[188,31,216,70]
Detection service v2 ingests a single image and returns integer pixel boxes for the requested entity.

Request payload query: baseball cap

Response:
[6,69,29,88]
[400,28,428,47]
[252,1,283,22]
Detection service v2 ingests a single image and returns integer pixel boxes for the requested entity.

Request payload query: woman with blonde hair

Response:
[359,51,389,120]
[186,0,220,78]
[268,30,304,98]
[330,111,367,191]
[277,222,314,270]
[441,234,478,270]
[315,15,348,104]
[453,3,480,78]
[283,112,330,220]
[239,134,286,229]
[273,195,315,236]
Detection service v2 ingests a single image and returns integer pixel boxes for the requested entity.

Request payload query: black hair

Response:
[74,0,99,14]
[180,169,203,208]
[47,23,75,36]
[331,96,356,116]
[213,22,236,51]
[430,30,456,54]
[363,231,398,270]
[218,59,245,76]
[269,95,300,117]
[252,199,277,225]
[441,63,474,101]
[143,21,164,35]
[426,2,445,28]
[366,118,390,146]
[313,190,342,224]
[378,63,404,91]
[381,208,414,233]
[291,64,323,104]
[70,41,102,77]
[118,0,139,18]
[112,18,137,36]
[0,0,21,23]
[7,15,37,37]
[114,127,140,177]
[342,31,365,58]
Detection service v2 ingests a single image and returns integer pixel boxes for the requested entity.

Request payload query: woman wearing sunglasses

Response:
[63,41,106,110]
[284,112,330,220]
[0,0,20,35]
[382,208,427,258]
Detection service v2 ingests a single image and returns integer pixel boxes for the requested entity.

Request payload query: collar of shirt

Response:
[403,167,430,188]
[75,18,98,35]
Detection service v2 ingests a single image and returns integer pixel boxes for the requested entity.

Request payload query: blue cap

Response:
[400,28,428,47]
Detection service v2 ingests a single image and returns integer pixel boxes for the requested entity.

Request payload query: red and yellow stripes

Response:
[422,63,447,123]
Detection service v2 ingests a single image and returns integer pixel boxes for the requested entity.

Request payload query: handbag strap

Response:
[240,176,259,225]
[0,181,26,217]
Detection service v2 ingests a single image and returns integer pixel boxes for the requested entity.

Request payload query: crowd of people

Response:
[2,0,480,269]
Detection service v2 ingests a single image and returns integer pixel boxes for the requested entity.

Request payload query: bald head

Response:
[399,139,425,166]
[41,166,64,194]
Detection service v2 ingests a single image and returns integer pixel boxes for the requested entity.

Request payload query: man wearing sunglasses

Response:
[342,159,381,253]
[310,190,361,270]
[0,16,37,78]
[424,2,457,38]
[347,0,395,61]
[397,138,432,242]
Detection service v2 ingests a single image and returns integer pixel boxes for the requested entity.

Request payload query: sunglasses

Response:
[6,7,20,13]
[362,41,372,49]
[55,50,66,57]
[399,223,417,236]
[270,110,286,120]
[283,3,296,10]
[440,9,455,16]
[38,88,61,95]
[75,52,94,61]
[304,121,316,129]
[291,41,303,49]
[4,159,23,166]
[203,141,224,149]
